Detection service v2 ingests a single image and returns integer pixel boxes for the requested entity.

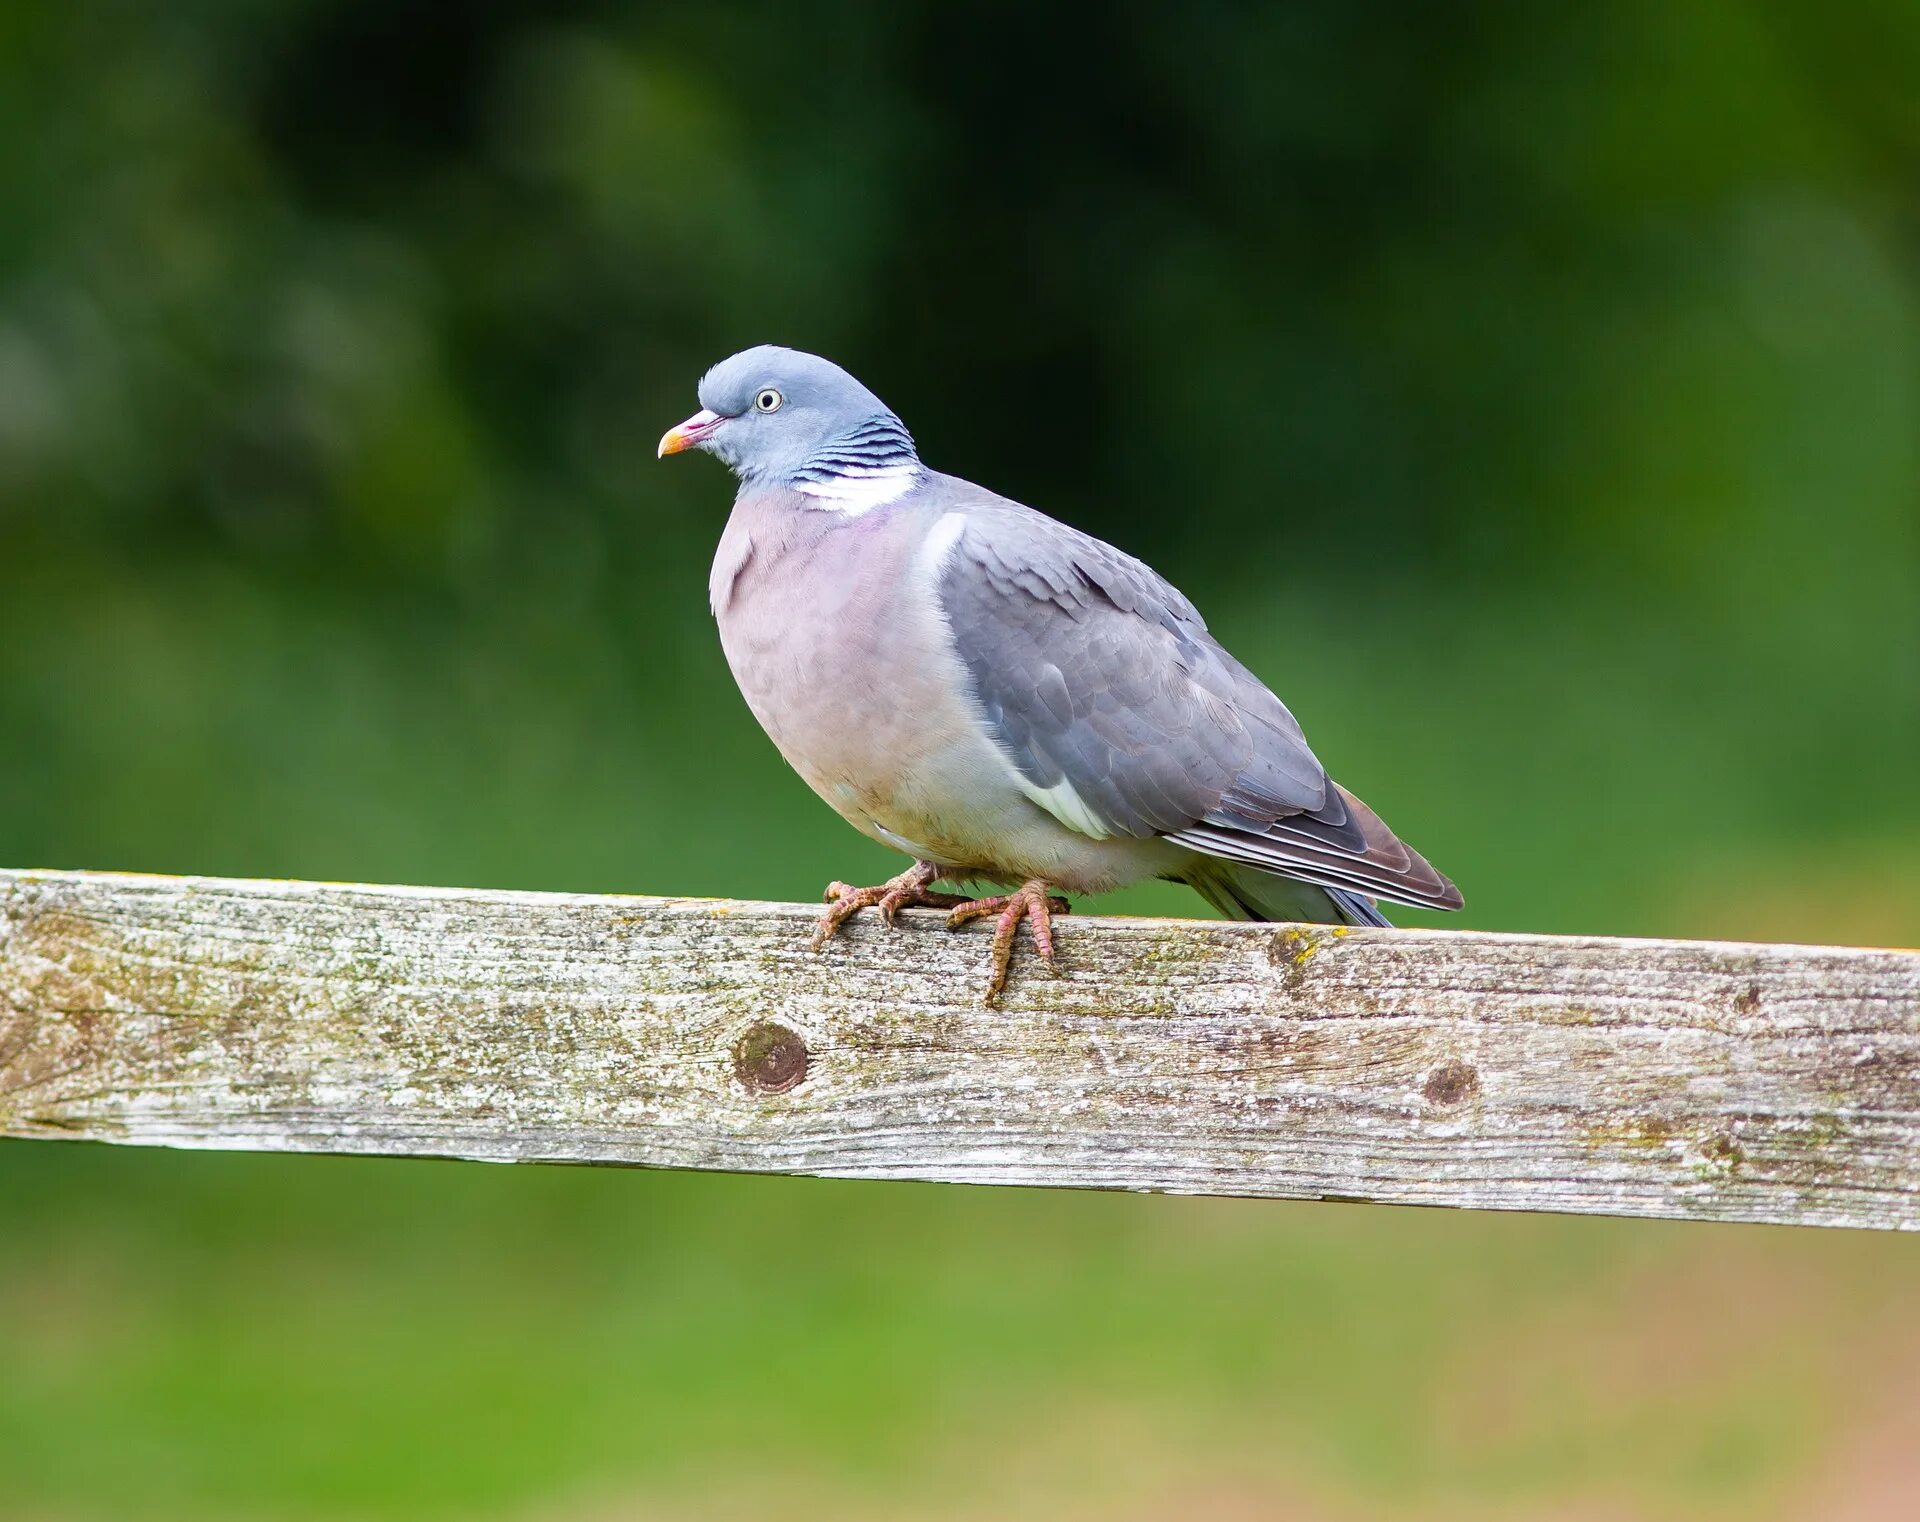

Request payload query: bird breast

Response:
[712,498,988,851]
[709,494,1188,893]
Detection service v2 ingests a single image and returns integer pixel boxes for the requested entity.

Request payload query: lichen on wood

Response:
[2,868,1917,1231]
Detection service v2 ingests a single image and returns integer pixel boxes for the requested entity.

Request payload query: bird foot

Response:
[811,866,1070,1003]
[811,861,971,951]
[945,879,1072,1004]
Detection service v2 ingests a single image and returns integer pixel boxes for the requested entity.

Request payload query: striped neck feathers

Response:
[789,412,922,512]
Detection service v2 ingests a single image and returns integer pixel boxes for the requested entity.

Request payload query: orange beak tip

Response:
[658,408,721,459]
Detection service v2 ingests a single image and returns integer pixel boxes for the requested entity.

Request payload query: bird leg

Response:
[813,864,1071,1003]
[945,879,1072,1004]
[812,860,971,950]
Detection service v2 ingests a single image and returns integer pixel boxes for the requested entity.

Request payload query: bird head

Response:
[658,346,918,491]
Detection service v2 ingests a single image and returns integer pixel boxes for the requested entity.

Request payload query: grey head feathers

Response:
[681,345,920,501]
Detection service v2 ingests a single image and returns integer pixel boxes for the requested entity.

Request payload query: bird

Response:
[659,345,1461,1001]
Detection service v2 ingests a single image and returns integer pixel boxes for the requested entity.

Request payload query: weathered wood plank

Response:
[2,868,1916,1229]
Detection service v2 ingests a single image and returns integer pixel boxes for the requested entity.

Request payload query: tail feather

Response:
[1186,863,1394,927]
[1168,785,1461,914]
[1325,887,1393,928]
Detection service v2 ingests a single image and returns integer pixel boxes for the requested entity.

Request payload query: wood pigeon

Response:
[660,345,1461,1000]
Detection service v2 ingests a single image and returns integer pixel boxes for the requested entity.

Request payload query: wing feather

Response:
[932,481,1461,913]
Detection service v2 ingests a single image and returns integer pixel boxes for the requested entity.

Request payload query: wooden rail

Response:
[2,868,1916,1230]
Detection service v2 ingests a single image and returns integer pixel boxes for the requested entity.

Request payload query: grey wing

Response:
[935,498,1461,911]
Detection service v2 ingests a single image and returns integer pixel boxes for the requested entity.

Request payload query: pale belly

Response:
[712,506,1186,893]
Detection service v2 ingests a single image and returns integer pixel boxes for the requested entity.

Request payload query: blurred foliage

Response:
[3,3,1919,1519]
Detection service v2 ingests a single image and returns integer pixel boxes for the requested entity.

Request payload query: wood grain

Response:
[3,869,1916,1229]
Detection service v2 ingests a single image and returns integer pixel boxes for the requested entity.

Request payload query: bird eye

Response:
[754,388,783,413]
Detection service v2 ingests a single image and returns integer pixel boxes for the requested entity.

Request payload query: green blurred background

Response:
[3,2,1917,1518]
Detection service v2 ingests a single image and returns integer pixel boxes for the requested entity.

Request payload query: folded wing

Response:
[934,491,1461,913]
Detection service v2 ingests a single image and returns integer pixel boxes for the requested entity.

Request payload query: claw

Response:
[947,879,1069,1003]
[812,862,967,951]
[810,865,1069,1004]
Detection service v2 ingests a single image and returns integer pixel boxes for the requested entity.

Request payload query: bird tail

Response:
[1324,887,1394,927]
[1185,863,1394,928]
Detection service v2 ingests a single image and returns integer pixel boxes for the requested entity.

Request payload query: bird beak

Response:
[658,408,723,458]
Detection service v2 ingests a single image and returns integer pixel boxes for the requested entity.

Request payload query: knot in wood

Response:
[732,1021,809,1095]
[1700,1131,1744,1171]
[1423,1060,1480,1108]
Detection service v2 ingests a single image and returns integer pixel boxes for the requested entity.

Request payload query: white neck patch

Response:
[792,464,921,514]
